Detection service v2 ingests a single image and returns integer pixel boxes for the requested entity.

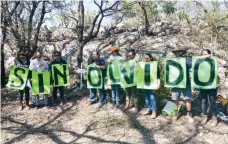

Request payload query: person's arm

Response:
[44,61,49,71]
[218,58,227,65]
[29,60,35,70]
[155,65,160,90]
[63,60,67,65]
[186,57,192,68]
[97,59,106,70]
[155,79,161,90]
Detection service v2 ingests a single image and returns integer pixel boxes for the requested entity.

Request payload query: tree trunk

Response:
[138,2,149,35]
[1,25,6,87]
[1,3,6,88]
[1,48,6,88]
[77,44,84,67]
[76,1,85,67]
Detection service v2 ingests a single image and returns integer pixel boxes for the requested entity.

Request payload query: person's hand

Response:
[154,85,160,90]
[96,65,100,69]
[107,58,112,62]
[39,64,44,67]
[9,64,14,68]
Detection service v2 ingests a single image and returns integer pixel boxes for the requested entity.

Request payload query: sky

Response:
[44,0,113,28]
[43,0,228,28]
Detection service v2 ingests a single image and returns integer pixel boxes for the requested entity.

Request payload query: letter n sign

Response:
[192,56,217,89]
[165,58,187,88]
[52,64,70,87]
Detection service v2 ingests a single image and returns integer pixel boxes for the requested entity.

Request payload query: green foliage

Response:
[177,8,191,24]
[120,0,160,25]
[163,1,176,15]
[203,9,228,50]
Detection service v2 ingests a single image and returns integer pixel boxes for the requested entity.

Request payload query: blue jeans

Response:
[111,85,121,104]
[89,88,106,105]
[144,89,157,112]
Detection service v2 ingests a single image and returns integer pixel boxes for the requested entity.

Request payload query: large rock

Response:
[153,27,162,35]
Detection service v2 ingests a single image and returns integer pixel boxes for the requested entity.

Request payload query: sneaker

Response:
[151,112,157,119]
[18,106,24,111]
[115,104,120,108]
[144,111,152,116]
[60,99,66,106]
[89,101,96,105]
[24,106,30,111]
[172,111,180,121]
[133,107,139,114]
[123,105,129,112]
[186,112,194,123]
[210,116,218,127]
[200,115,208,125]
[98,103,104,108]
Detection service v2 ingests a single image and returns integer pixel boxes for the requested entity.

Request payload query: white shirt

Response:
[29,59,49,72]
[109,55,123,61]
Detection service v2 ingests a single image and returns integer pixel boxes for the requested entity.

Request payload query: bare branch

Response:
[68,16,78,25]
[26,1,38,54]
[94,0,104,16]
[10,1,20,16]
[32,1,46,56]
[193,0,208,13]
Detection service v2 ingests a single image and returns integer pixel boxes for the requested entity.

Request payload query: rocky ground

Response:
[1,88,228,144]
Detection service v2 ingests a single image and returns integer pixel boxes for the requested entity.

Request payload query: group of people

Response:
[88,46,227,127]
[11,46,226,127]
[11,51,67,110]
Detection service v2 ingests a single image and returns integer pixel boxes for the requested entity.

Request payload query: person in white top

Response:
[107,46,123,108]
[29,51,49,108]
[29,52,49,72]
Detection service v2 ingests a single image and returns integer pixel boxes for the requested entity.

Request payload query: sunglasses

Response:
[54,55,60,57]
[19,57,26,59]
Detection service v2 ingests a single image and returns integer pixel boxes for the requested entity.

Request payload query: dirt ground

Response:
[1,88,228,144]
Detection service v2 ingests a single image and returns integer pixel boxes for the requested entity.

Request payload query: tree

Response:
[1,1,65,57]
[119,1,160,35]
[1,1,64,87]
[63,0,121,67]
[1,1,20,87]
[138,2,149,35]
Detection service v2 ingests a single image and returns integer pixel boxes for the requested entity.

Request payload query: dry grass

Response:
[1,88,228,144]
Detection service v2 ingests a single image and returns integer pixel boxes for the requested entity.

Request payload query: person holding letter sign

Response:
[123,49,139,113]
[199,49,227,126]
[107,46,123,108]
[29,51,49,108]
[170,48,194,122]
[142,53,160,119]
[49,51,67,106]
[11,52,31,110]
[88,51,106,107]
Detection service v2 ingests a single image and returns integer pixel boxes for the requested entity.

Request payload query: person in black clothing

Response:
[11,52,31,110]
[49,51,67,106]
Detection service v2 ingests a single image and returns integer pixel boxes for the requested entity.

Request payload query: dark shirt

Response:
[49,59,67,70]
[15,59,31,78]
[49,59,67,85]
[88,58,106,77]
[15,59,30,68]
